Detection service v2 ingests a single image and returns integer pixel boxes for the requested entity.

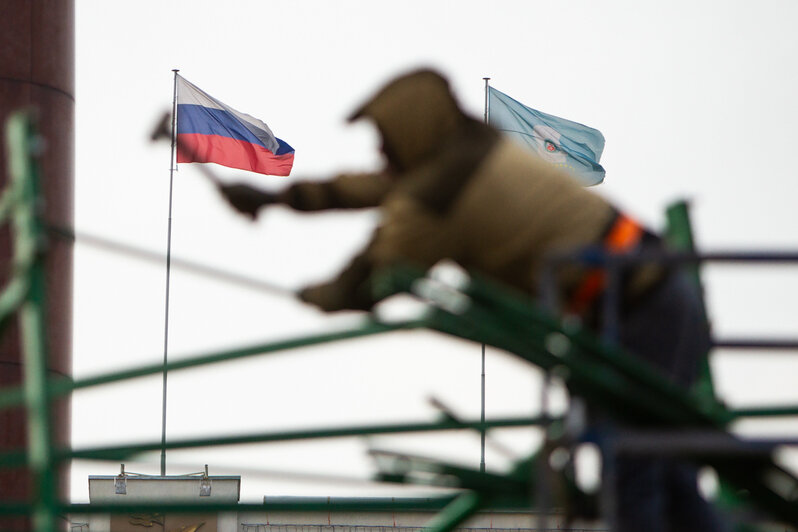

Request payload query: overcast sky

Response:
[70,1,798,503]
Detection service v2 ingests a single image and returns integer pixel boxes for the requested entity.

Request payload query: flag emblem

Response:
[488,86,605,186]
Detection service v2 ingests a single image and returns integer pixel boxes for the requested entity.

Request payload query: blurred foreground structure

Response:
[3,110,798,531]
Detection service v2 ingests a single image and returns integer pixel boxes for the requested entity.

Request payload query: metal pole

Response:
[535,371,553,530]
[483,77,490,124]
[480,343,486,473]
[160,69,179,476]
[480,77,490,474]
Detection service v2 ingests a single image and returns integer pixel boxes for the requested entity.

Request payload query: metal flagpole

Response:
[160,68,179,476]
[483,77,490,124]
[480,77,490,474]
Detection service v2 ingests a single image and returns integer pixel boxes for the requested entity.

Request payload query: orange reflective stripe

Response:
[606,214,644,252]
[567,214,643,315]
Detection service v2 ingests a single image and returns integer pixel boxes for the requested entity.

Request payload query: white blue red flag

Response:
[175,75,294,176]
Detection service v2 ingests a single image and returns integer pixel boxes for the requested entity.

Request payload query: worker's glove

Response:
[218,183,277,219]
[298,282,350,312]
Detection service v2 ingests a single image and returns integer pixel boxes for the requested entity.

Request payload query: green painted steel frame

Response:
[2,112,798,531]
[0,114,551,529]
[4,111,58,532]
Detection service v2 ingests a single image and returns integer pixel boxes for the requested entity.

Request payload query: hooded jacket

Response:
[290,69,622,311]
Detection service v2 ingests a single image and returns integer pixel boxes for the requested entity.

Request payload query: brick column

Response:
[0,0,74,527]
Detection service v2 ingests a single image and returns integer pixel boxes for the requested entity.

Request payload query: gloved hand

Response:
[218,183,277,219]
[298,282,355,312]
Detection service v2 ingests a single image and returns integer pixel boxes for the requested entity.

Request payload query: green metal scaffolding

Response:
[2,111,798,531]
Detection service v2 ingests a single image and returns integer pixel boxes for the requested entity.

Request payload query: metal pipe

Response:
[56,415,552,465]
[47,225,296,298]
[0,319,426,412]
[713,339,798,350]
[480,343,486,473]
[547,249,798,268]
[480,77,490,475]
[612,430,798,456]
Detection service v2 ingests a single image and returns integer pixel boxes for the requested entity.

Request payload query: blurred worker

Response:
[218,68,726,532]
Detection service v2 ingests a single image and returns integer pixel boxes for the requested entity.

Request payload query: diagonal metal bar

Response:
[0,319,426,411]
[375,267,798,525]
[47,225,296,298]
[422,492,483,532]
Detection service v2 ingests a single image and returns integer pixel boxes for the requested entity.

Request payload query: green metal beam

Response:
[0,499,475,517]
[729,406,798,418]
[373,266,798,525]
[2,111,795,530]
[422,492,483,532]
[0,415,551,467]
[665,201,717,402]
[0,319,426,412]
[6,111,58,532]
[66,415,549,463]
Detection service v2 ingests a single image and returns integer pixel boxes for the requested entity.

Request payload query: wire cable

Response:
[47,224,297,298]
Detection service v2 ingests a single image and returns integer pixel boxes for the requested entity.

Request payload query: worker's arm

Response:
[218,172,392,218]
[300,195,462,311]
[298,251,375,311]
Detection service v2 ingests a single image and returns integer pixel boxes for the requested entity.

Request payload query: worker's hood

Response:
[348,69,465,172]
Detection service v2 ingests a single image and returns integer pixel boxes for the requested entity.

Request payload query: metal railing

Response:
[2,111,798,531]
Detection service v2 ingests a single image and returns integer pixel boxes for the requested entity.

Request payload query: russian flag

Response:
[175,75,294,176]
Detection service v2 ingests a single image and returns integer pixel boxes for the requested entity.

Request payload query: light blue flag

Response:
[488,86,605,186]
